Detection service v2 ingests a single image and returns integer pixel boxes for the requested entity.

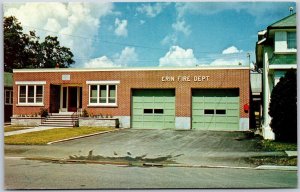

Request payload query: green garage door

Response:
[192,89,239,131]
[132,89,175,129]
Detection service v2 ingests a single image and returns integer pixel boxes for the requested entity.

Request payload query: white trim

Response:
[13,66,250,73]
[87,103,118,107]
[17,84,44,105]
[15,81,46,85]
[86,80,120,85]
[269,64,297,69]
[16,104,45,107]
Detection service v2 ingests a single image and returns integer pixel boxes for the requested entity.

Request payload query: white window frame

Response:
[16,81,46,106]
[86,81,119,107]
[5,90,13,105]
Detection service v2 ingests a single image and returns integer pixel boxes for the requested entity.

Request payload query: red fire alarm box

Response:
[244,104,249,113]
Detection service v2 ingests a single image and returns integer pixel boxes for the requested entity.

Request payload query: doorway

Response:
[60,86,82,112]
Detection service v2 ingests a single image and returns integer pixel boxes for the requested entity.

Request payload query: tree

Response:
[4,16,74,72]
[269,70,297,142]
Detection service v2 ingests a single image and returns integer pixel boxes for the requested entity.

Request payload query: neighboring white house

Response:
[256,13,297,140]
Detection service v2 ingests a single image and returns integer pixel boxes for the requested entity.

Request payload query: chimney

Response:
[289,7,294,15]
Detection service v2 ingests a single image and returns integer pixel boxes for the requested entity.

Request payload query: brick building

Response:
[13,66,250,130]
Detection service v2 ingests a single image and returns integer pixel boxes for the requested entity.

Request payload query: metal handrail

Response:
[71,110,80,127]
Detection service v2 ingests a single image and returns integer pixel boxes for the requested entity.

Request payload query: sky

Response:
[3,1,297,68]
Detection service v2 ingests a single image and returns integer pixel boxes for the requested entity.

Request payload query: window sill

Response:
[87,104,118,108]
[274,50,297,54]
[16,103,45,107]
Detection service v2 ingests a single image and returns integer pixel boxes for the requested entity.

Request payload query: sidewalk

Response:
[4,126,66,136]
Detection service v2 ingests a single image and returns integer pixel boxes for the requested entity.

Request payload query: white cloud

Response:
[172,19,191,36]
[136,3,168,18]
[222,46,243,54]
[84,56,118,68]
[114,18,128,37]
[175,2,293,24]
[84,47,138,68]
[210,58,245,66]
[4,2,114,67]
[161,34,178,45]
[159,46,198,67]
[114,47,138,66]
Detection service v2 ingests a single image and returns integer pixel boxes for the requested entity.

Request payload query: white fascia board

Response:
[86,80,120,85]
[257,38,266,45]
[269,64,297,69]
[15,81,46,85]
[13,66,250,73]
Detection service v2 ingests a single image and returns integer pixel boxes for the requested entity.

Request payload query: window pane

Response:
[10,91,13,104]
[100,85,107,97]
[90,98,97,103]
[63,87,67,108]
[287,32,297,49]
[19,86,26,103]
[109,98,115,103]
[36,86,43,103]
[154,109,164,114]
[27,86,34,103]
[109,85,116,97]
[5,92,10,104]
[100,85,107,103]
[216,109,226,115]
[90,85,97,97]
[108,85,116,103]
[144,109,153,114]
[204,109,214,114]
[90,85,97,103]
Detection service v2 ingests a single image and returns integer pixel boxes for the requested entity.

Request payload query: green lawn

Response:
[259,140,297,151]
[4,126,32,132]
[5,127,115,145]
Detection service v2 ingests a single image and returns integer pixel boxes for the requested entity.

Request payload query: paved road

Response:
[5,129,286,167]
[4,158,297,189]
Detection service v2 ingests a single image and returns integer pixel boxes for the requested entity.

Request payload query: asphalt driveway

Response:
[5,129,285,167]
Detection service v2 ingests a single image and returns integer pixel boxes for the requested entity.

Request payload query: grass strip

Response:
[5,126,114,145]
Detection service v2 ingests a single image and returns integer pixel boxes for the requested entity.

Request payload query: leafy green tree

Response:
[269,70,297,142]
[4,16,74,72]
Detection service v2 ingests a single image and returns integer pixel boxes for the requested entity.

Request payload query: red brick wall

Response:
[13,69,250,118]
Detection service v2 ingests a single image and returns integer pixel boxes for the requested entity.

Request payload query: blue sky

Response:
[3,1,297,68]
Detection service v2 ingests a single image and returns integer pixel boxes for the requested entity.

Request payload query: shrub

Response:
[269,70,297,142]
[82,109,89,117]
[39,108,49,117]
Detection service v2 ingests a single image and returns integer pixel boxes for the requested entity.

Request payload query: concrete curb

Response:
[47,128,124,145]
[12,156,297,171]
[255,165,298,171]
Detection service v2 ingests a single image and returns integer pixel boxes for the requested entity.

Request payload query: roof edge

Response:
[13,66,251,73]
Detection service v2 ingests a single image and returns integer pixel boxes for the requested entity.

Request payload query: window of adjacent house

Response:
[89,84,117,105]
[287,32,297,49]
[18,85,44,104]
[5,90,13,105]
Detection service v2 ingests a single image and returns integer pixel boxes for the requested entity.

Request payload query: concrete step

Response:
[39,124,74,127]
[39,113,78,128]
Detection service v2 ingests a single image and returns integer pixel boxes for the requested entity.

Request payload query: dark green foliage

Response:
[4,16,74,72]
[39,108,49,117]
[269,70,297,142]
[81,109,89,117]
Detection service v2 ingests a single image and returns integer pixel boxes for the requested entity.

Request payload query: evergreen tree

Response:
[269,70,297,142]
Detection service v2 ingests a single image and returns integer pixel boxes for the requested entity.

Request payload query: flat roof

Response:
[13,66,250,73]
